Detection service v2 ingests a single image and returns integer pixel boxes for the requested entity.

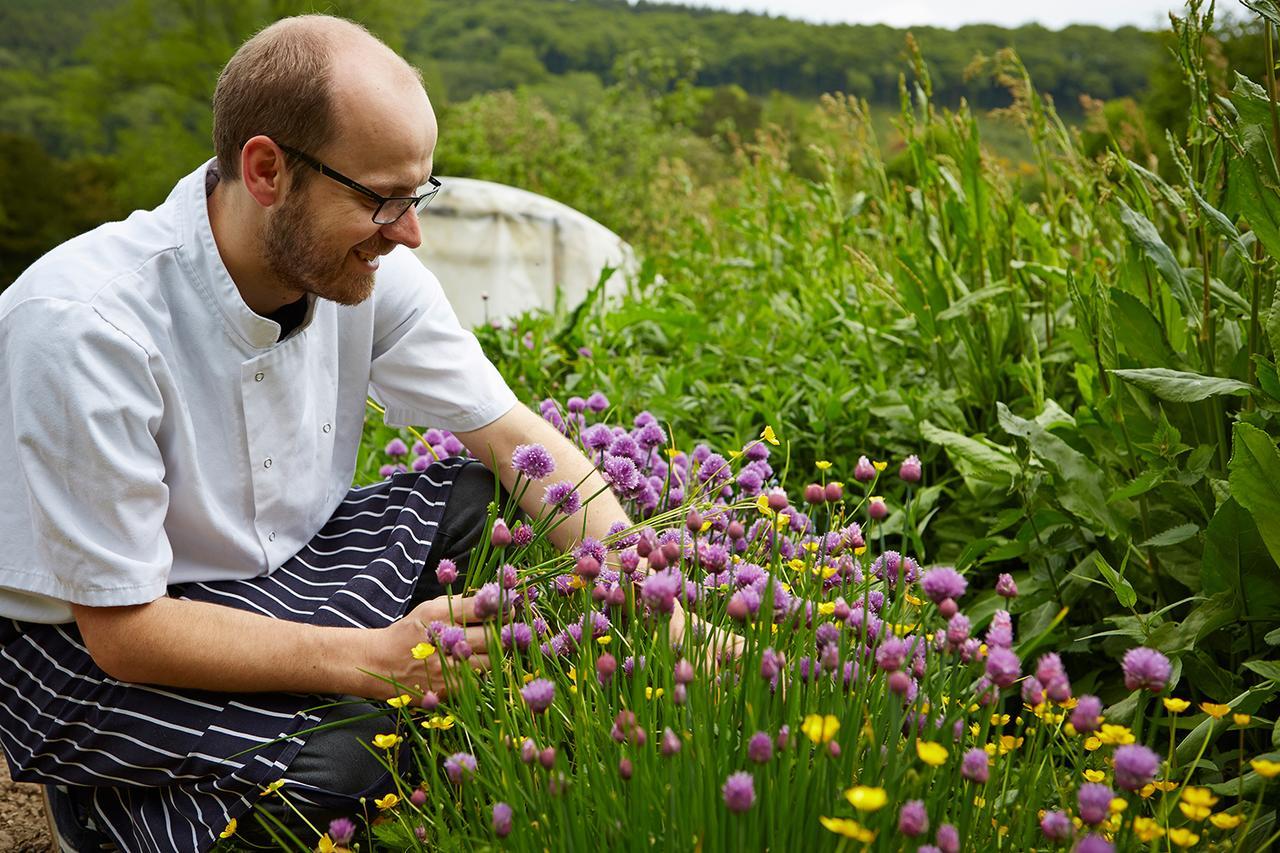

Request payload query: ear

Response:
[239,135,289,208]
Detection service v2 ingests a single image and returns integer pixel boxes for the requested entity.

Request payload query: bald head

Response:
[212,14,432,184]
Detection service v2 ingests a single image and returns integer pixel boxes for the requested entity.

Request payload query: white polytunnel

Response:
[411,177,637,329]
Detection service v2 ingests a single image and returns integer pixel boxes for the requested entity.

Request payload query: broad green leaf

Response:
[1110,469,1163,502]
[1202,497,1280,620]
[1116,201,1197,315]
[1109,289,1178,369]
[935,283,1013,322]
[1094,553,1137,610]
[1191,186,1252,264]
[1267,627,1280,647]
[1110,367,1254,403]
[1255,356,1280,402]
[1139,523,1199,548]
[1226,122,1280,261]
[996,403,1123,535]
[919,420,1018,496]
[1229,422,1280,568]
[1244,660,1280,684]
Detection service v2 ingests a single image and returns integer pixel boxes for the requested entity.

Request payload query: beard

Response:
[262,188,379,307]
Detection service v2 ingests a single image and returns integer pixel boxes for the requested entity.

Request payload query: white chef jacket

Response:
[0,160,518,624]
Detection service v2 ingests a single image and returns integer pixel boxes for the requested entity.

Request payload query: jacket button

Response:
[264,457,272,469]
[255,372,265,382]
[322,423,332,433]
[268,531,276,542]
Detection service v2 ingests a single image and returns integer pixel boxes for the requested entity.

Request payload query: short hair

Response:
[211,16,368,186]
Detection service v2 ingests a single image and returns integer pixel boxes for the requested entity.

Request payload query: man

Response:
[0,15,649,851]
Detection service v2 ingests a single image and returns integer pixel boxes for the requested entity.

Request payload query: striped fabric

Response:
[0,459,467,852]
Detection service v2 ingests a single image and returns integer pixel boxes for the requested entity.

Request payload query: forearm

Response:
[72,597,380,696]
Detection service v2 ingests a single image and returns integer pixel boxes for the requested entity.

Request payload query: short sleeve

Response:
[368,248,518,432]
[2,299,171,606]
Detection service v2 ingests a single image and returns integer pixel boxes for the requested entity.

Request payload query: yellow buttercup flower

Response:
[387,694,413,708]
[904,592,925,606]
[818,601,836,616]
[1167,827,1200,848]
[317,834,338,853]
[646,687,664,700]
[816,460,832,470]
[1084,769,1106,783]
[1163,697,1191,713]
[787,558,807,572]
[597,635,612,646]
[1233,713,1251,726]
[1138,784,1156,799]
[1200,702,1231,719]
[374,792,400,810]
[872,460,888,472]
[219,818,237,839]
[1181,787,1220,807]
[819,817,875,842]
[1250,758,1280,778]
[1210,813,1244,829]
[422,714,455,730]
[802,714,840,744]
[916,740,948,766]
[844,786,888,811]
[760,426,780,446]
[372,733,402,750]
[410,642,436,660]
[260,779,285,796]
[1097,724,1135,746]
[1132,816,1163,841]
[1152,780,1179,792]
[1084,736,1102,751]
[1109,798,1128,814]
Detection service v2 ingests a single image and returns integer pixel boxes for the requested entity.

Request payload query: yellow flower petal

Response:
[1232,713,1251,727]
[916,740,948,767]
[1163,697,1191,713]
[1210,812,1244,829]
[802,714,840,744]
[819,816,875,842]
[1084,769,1106,783]
[1084,736,1102,751]
[1152,780,1179,792]
[760,426,779,445]
[1167,827,1200,848]
[260,779,285,797]
[1200,702,1231,719]
[596,635,612,646]
[317,833,338,853]
[844,785,888,811]
[219,818,237,839]
[1181,786,1220,807]
[411,642,437,660]
[1250,758,1280,778]
[816,460,832,470]
[387,693,413,708]
[372,733,402,750]
[1132,816,1164,841]
[375,792,400,810]
[872,460,887,472]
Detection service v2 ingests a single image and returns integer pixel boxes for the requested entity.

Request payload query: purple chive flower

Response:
[760,648,783,680]
[412,455,430,472]
[985,646,1021,689]
[442,435,464,456]
[660,728,682,757]
[1122,646,1171,692]
[936,824,959,853]
[945,613,971,647]
[586,391,609,412]
[918,848,942,853]
[435,558,458,585]
[641,570,682,614]
[1114,743,1160,791]
[986,610,1014,648]
[444,752,477,785]
[1076,835,1115,853]
[921,567,967,604]
[492,801,513,838]
[721,772,755,813]
[1040,809,1071,840]
[582,423,613,452]
[602,456,640,491]
[870,551,920,584]
[512,444,556,480]
[500,623,533,651]
[385,438,409,458]
[328,817,356,845]
[899,454,922,482]
[520,738,537,764]
[378,464,397,478]
[995,573,1019,598]
[566,396,586,414]
[1022,677,1045,706]
[542,481,581,515]
[521,678,555,713]
[474,582,507,619]
[1071,694,1103,733]
[747,731,773,763]
[876,637,908,673]
[898,800,929,837]
[596,652,617,684]
[853,455,876,482]
[961,748,989,783]
[1077,782,1113,825]
[491,518,513,548]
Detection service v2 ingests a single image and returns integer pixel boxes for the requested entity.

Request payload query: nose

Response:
[381,208,422,250]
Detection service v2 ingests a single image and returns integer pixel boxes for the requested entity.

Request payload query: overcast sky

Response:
[646,1,1233,30]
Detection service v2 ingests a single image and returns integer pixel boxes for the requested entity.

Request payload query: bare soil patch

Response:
[0,761,52,852]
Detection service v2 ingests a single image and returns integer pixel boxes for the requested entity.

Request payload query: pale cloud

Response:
[645,0,1242,30]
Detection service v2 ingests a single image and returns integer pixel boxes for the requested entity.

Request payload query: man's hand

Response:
[363,593,499,700]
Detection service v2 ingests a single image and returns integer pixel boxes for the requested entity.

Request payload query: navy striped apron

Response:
[0,460,465,852]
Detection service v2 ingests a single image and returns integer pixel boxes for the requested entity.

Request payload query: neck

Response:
[207,182,305,315]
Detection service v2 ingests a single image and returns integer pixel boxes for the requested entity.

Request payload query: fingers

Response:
[410,593,481,626]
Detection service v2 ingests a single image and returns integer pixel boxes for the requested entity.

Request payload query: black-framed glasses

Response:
[277,143,441,225]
